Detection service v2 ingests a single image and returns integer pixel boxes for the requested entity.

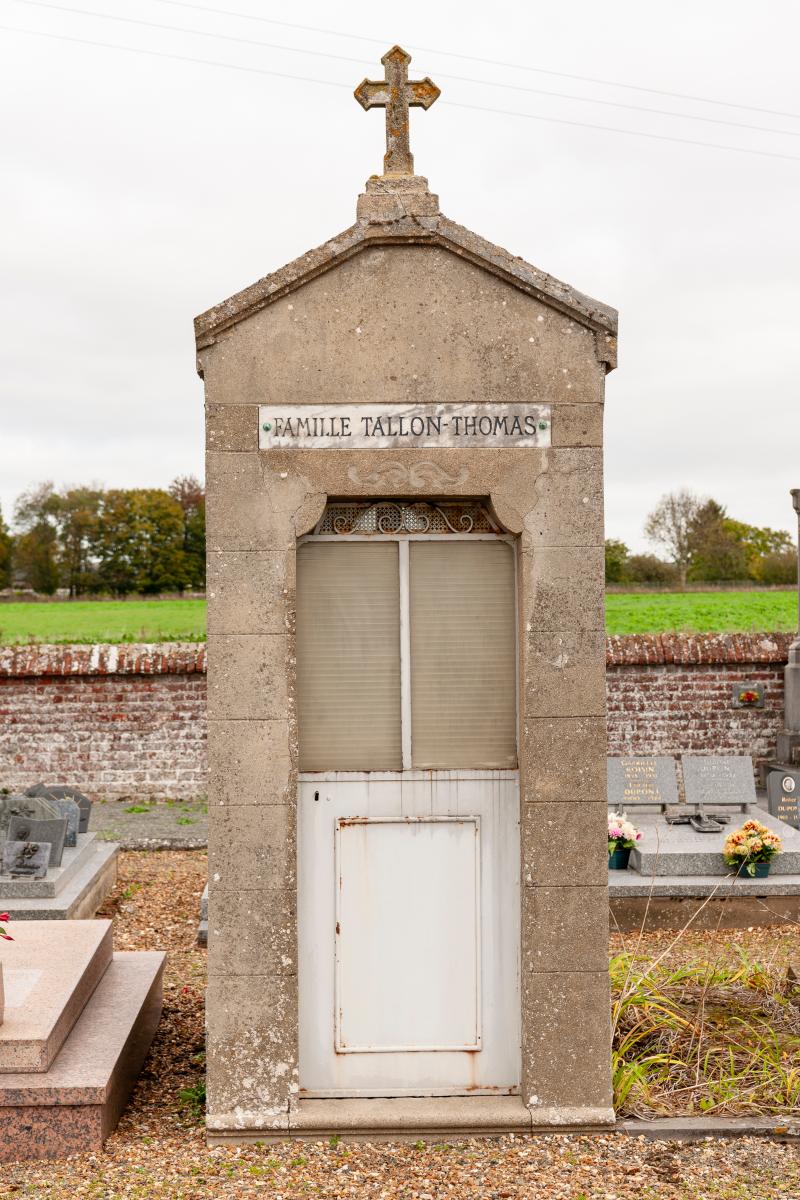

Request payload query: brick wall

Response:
[0,635,792,800]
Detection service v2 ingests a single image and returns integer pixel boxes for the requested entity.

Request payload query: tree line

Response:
[0,478,205,596]
[606,489,796,587]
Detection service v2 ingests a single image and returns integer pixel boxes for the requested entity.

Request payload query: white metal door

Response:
[298,770,520,1097]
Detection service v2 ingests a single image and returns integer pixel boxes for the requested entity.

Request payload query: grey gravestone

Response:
[767,764,800,830]
[27,783,92,834]
[681,755,757,810]
[48,798,80,847]
[0,794,60,843]
[1,840,50,879]
[607,757,679,811]
[7,816,66,868]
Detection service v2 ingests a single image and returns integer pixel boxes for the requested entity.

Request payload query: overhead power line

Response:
[11,0,800,140]
[3,23,800,165]
[152,0,800,123]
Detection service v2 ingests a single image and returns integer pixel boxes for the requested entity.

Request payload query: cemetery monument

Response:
[198,47,618,1140]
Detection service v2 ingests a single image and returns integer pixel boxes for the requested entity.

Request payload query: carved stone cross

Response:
[354,46,440,176]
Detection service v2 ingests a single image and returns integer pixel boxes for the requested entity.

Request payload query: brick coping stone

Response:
[0,634,792,678]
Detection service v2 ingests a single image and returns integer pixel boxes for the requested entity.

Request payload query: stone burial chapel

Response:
[197,46,618,1141]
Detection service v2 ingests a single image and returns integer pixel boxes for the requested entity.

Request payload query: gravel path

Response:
[2,851,800,1198]
[89,797,208,848]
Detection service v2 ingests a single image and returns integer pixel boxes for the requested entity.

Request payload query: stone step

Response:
[1,841,117,920]
[0,950,166,1163]
[0,833,101,900]
[0,920,113,1073]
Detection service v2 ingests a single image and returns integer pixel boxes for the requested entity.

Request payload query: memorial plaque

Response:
[0,794,60,843]
[681,755,757,810]
[767,765,800,830]
[258,403,552,450]
[607,757,679,810]
[7,816,66,868]
[46,798,80,847]
[26,783,92,833]
[1,841,50,880]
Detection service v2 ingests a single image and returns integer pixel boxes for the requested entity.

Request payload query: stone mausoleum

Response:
[196,47,618,1140]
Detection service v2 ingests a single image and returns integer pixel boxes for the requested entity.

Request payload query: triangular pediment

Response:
[194,211,617,369]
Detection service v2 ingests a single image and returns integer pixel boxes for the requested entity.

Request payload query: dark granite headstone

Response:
[1,840,50,879]
[7,816,67,868]
[26,783,92,834]
[607,757,679,810]
[0,794,61,842]
[48,798,80,847]
[767,765,800,830]
[681,755,757,810]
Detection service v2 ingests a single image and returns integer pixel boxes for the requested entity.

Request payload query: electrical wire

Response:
[10,0,800,140]
[151,0,800,123]
[3,22,800,164]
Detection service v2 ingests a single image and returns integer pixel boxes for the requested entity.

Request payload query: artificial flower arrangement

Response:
[608,812,642,854]
[723,819,782,877]
[0,913,11,943]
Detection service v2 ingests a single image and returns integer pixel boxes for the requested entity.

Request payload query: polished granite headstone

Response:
[682,755,757,810]
[607,757,679,811]
[767,764,800,830]
[26,784,92,836]
[0,795,60,842]
[48,798,80,848]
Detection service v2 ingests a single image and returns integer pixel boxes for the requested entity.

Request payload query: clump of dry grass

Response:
[611,947,800,1117]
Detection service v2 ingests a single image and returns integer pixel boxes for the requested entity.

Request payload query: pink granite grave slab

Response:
[0,951,165,1162]
[0,919,112,1072]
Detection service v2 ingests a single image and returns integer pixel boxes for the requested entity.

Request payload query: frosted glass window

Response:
[296,542,402,770]
[409,541,517,768]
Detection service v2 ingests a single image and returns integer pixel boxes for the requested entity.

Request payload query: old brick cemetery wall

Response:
[0,634,791,800]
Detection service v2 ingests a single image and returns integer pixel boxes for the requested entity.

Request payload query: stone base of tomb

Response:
[610,873,800,931]
[0,921,165,1162]
[206,1096,616,1144]
[0,835,118,920]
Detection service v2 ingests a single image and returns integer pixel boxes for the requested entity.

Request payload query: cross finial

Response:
[354,46,440,176]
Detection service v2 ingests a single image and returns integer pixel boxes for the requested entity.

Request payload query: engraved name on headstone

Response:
[258,403,552,451]
[1,841,50,880]
[607,757,679,810]
[767,766,800,830]
[681,755,757,810]
[7,816,67,868]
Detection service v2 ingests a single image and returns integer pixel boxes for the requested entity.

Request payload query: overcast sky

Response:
[1,0,798,551]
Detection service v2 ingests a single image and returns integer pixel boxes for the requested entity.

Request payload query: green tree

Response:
[53,486,103,596]
[13,483,60,594]
[644,489,702,590]
[687,500,749,582]
[96,489,191,595]
[169,475,206,591]
[625,553,678,586]
[604,539,629,583]
[724,519,793,581]
[756,550,797,586]
[0,505,13,590]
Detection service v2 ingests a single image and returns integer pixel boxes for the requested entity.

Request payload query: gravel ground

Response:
[89,797,208,849]
[2,851,800,1199]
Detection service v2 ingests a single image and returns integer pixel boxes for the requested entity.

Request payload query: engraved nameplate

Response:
[258,403,551,450]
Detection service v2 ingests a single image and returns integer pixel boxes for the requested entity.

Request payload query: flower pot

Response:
[736,861,771,879]
[608,846,631,871]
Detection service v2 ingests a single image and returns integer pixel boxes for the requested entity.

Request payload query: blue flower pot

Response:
[736,861,771,879]
[608,846,631,871]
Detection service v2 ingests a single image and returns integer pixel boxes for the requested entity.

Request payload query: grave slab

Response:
[682,755,757,810]
[0,841,118,921]
[26,785,92,835]
[0,795,60,841]
[0,920,113,1072]
[607,757,679,811]
[0,951,165,1162]
[629,812,800,876]
[0,834,102,899]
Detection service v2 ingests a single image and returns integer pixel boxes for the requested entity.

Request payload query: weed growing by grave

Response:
[610,948,800,1116]
[178,1078,206,1121]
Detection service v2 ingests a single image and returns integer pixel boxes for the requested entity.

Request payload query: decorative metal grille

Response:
[314,500,502,536]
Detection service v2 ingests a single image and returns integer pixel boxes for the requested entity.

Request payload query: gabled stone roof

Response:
[194,178,618,369]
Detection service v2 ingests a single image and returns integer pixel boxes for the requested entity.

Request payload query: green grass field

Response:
[605,590,797,635]
[0,600,206,645]
[0,591,795,643]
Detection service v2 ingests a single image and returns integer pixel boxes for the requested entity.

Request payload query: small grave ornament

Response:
[7,816,67,868]
[1,841,50,880]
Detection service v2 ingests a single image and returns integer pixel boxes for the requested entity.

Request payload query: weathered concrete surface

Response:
[198,170,616,1137]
